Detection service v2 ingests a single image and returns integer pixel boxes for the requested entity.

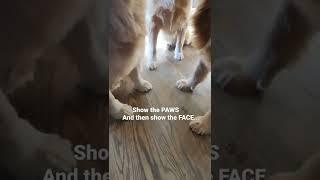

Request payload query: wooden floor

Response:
[109,35,211,180]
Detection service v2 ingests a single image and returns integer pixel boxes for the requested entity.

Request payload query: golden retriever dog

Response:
[109,0,152,119]
[0,0,108,178]
[176,0,211,135]
[145,0,193,70]
[268,152,320,180]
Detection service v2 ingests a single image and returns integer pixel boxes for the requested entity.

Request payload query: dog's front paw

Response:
[146,61,158,71]
[189,116,211,135]
[135,80,152,93]
[176,79,193,92]
[174,51,184,61]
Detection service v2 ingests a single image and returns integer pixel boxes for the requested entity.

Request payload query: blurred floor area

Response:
[213,0,320,178]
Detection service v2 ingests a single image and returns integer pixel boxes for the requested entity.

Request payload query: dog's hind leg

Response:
[146,16,161,71]
[174,28,187,61]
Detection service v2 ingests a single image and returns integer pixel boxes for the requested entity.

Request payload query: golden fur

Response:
[145,0,193,70]
[109,0,152,119]
[109,0,146,85]
[110,0,146,45]
[192,0,211,52]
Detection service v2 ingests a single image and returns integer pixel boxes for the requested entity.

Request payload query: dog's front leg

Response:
[109,90,133,119]
[176,60,209,92]
[0,90,76,179]
[174,28,187,61]
[129,67,152,93]
[146,17,161,71]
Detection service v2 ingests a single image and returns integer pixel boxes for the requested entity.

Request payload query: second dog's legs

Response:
[176,60,209,92]
[146,17,161,71]
[174,28,187,61]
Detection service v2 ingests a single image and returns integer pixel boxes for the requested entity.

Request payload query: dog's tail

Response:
[192,0,211,50]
